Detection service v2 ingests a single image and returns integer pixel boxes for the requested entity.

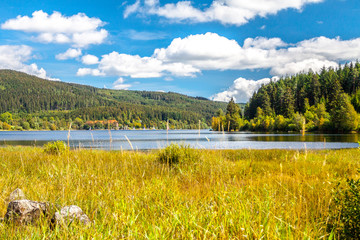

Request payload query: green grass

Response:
[0,146,359,239]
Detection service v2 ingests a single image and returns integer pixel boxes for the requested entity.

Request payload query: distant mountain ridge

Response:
[0,69,227,129]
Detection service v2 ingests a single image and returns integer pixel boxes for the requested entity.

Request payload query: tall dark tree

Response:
[282,87,295,118]
[225,98,241,131]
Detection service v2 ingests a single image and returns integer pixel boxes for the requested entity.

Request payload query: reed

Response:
[0,146,358,239]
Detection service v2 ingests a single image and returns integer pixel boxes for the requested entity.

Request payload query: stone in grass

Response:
[4,200,49,224]
[6,188,26,203]
[51,205,91,228]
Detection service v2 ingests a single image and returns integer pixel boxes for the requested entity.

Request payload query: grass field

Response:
[0,146,359,239]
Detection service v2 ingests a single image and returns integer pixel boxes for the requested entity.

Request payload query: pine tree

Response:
[225,98,241,131]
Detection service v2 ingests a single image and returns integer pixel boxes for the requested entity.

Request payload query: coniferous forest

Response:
[0,70,227,130]
[212,62,360,133]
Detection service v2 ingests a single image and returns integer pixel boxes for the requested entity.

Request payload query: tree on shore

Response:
[225,98,241,131]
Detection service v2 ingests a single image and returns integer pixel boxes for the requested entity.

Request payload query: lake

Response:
[0,129,359,150]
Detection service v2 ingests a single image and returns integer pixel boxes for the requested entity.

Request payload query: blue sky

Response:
[0,0,359,102]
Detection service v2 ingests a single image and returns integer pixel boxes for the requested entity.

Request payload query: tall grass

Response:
[0,146,358,239]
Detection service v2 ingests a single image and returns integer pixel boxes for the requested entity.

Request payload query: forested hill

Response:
[243,62,360,132]
[212,62,360,133]
[0,70,227,130]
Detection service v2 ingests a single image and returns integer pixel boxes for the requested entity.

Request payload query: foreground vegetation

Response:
[0,145,359,239]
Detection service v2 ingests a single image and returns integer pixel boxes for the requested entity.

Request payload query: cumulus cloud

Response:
[0,45,57,80]
[77,51,200,78]
[76,32,360,101]
[55,48,82,60]
[124,0,323,25]
[211,77,277,103]
[81,54,99,65]
[154,33,360,76]
[1,10,108,47]
[113,77,132,90]
[154,32,242,70]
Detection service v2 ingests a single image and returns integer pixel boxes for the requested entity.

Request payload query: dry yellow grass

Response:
[0,146,358,239]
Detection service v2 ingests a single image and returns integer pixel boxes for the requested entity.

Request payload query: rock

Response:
[51,205,91,228]
[6,188,26,203]
[4,200,49,224]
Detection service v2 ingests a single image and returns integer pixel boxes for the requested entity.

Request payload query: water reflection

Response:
[0,130,358,150]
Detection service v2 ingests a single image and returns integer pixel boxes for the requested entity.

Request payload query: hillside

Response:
[0,70,227,130]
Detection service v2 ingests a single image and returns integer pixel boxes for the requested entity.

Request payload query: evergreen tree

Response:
[225,98,241,131]
[282,87,295,118]
[330,93,358,132]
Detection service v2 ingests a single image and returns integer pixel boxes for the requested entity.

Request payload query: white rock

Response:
[51,205,91,227]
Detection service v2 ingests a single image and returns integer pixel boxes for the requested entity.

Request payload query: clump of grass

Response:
[328,173,360,239]
[43,141,67,155]
[158,143,199,165]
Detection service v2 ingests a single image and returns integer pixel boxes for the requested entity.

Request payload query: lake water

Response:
[0,129,359,150]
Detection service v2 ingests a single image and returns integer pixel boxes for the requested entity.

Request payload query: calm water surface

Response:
[0,130,359,150]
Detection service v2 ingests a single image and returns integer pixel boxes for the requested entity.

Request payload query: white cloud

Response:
[153,33,360,76]
[2,10,108,47]
[124,0,141,18]
[243,37,287,49]
[77,68,105,76]
[124,0,323,25]
[99,52,165,78]
[77,51,200,78]
[154,32,242,71]
[270,59,338,76]
[211,77,278,103]
[81,54,99,65]
[55,48,82,60]
[76,32,360,98]
[113,77,132,90]
[0,45,57,80]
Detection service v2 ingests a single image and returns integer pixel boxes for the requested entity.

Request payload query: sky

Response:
[0,0,360,103]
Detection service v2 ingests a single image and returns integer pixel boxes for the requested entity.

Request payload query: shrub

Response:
[15,126,23,131]
[21,121,30,130]
[49,123,57,131]
[328,175,360,239]
[158,143,199,165]
[2,122,11,130]
[43,141,67,155]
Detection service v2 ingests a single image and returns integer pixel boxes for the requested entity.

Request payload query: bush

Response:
[49,123,57,131]
[43,141,67,155]
[158,143,199,165]
[2,122,11,130]
[328,175,360,239]
[21,121,30,130]
[15,126,23,131]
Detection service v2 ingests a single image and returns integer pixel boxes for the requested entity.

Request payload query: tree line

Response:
[212,62,360,133]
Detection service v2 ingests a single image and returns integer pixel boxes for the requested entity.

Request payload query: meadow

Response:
[0,145,359,239]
